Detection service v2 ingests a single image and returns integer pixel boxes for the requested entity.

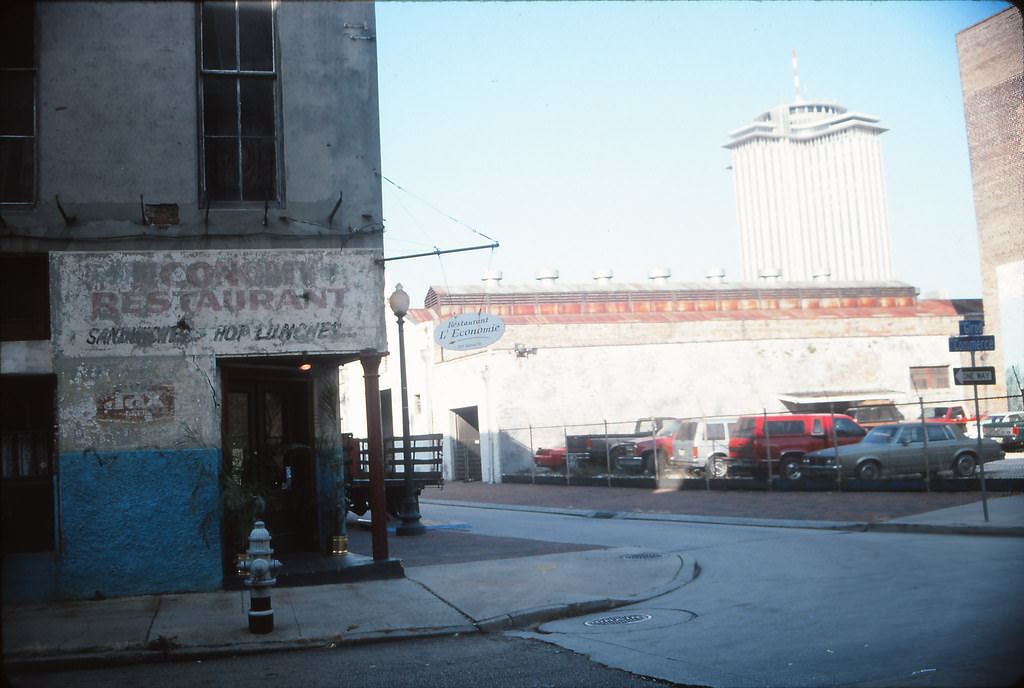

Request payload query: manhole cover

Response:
[584,613,653,627]
[622,552,663,560]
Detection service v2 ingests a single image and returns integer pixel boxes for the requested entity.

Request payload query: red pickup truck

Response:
[725,413,867,480]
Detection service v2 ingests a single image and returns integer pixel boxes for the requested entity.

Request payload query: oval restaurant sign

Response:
[434,312,505,351]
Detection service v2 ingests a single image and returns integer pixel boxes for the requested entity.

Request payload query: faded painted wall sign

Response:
[54,249,385,356]
[434,312,506,350]
[97,386,175,422]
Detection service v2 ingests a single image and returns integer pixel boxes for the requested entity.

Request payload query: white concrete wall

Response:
[339,304,974,481]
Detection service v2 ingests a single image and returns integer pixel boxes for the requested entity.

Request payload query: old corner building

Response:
[1,1,391,602]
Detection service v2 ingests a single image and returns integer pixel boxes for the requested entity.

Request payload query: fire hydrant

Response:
[238,521,282,634]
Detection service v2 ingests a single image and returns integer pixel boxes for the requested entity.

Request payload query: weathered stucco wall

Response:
[52,249,385,359]
[7,1,383,251]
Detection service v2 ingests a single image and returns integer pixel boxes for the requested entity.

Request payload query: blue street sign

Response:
[959,319,984,336]
[948,335,995,352]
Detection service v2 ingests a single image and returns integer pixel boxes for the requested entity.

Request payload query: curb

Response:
[472,552,697,632]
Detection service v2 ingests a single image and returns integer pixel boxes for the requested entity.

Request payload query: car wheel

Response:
[779,455,803,481]
[709,454,728,479]
[856,461,881,481]
[953,452,977,478]
[643,450,668,476]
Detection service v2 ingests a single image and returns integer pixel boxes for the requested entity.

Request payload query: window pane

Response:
[202,1,237,70]
[203,77,238,136]
[240,79,274,136]
[0,139,34,204]
[204,137,240,201]
[0,2,34,69]
[238,1,273,71]
[0,72,34,136]
[241,137,276,201]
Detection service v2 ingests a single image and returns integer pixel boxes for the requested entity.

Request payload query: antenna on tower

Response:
[792,49,802,103]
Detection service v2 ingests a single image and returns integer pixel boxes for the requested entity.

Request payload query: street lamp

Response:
[388,284,426,536]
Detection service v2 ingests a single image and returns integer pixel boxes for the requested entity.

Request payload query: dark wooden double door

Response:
[222,368,318,561]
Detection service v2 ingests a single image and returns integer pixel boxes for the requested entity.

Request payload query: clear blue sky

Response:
[374,0,1010,306]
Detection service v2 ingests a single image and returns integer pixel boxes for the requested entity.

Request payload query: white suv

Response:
[669,417,737,478]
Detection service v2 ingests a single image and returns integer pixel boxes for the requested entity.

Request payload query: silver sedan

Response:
[800,422,1004,480]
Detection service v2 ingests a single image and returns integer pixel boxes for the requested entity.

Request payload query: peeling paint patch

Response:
[96,385,175,422]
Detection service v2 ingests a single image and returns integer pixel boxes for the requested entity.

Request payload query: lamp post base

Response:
[396,497,427,536]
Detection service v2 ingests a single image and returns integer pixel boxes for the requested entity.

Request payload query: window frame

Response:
[198,0,282,207]
[909,365,950,391]
[0,0,37,206]
[1,374,57,553]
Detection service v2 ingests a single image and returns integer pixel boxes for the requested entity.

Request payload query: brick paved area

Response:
[426,481,996,523]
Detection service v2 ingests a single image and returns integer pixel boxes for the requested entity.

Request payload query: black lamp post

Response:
[388,284,426,536]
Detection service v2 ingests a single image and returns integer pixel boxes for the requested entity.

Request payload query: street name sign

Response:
[959,319,984,336]
[954,366,996,385]
[948,335,995,352]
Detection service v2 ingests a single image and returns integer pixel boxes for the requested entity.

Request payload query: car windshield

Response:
[655,420,683,438]
[864,425,899,443]
[732,417,756,438]
[672,422,697,441]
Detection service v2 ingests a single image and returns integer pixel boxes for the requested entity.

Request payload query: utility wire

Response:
[381,174,499,244]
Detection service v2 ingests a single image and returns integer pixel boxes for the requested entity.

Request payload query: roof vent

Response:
[705,267,726,283]
[481,270,503,290]
[812,267,831,282]
[648,267,671,284]
[758,267,782,281]
[535,268,559,285]
[592,268,614,285]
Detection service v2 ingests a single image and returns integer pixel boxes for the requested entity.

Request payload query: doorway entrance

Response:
[450,406,482,481]
[221,364,319,565]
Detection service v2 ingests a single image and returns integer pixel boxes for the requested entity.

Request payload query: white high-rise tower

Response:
[724,58,894,282]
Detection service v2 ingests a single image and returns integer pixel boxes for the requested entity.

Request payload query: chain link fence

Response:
[497,393,1023,490]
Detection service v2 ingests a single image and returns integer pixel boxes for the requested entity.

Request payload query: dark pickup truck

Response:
[984,411,1024,451]
[565,417,676,467]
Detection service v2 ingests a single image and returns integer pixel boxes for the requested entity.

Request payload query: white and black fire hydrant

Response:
[238,521,282,634]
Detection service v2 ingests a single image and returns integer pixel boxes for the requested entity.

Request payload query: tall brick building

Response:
[956,6,1024,409]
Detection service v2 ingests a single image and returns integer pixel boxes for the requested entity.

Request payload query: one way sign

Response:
[954,366,996,385]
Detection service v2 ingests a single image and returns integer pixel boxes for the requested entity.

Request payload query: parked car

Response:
[533,447,567,470]
[725,413,867,480]
[844,403,904,428]
[983,411,1024,451]
[565,417,676,466]
[615,417,736,476]
[964,413,1004,439]
[918,405,970,426]
[800,422,1004,480]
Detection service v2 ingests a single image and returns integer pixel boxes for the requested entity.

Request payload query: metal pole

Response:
[971,351,989,522]
[394,307,425,536]
[919,396,931,489]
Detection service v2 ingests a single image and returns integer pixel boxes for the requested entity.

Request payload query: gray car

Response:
[800,422,1003,480]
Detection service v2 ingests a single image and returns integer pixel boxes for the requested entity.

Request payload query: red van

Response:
[726,414,866,480]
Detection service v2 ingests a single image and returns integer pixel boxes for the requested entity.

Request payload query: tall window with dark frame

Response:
[200,1,279,203]
[0,1,36,204]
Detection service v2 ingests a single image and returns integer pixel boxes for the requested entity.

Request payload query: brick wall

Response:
[956,7,1024,407]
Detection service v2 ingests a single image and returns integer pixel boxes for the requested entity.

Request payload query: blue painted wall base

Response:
[3,449,223,603]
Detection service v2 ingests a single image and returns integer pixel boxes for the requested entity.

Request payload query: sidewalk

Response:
[4,488,1023,673]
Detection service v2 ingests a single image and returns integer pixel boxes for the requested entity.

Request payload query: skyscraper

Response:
[724,83,894,283]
